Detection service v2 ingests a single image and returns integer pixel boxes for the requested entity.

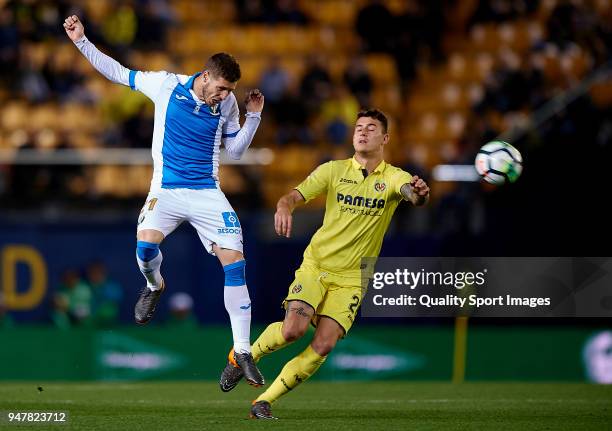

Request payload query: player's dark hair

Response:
[357,109,388,133]
[205,53,241,82]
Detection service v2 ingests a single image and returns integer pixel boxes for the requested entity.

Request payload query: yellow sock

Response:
[252,321,291,363]
[256,345,326,404]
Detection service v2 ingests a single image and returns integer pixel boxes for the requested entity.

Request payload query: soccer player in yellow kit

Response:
[219,109,430,419]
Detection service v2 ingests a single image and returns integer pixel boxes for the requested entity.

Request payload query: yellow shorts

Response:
[283,262,366,334]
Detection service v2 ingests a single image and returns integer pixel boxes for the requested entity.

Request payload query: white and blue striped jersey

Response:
[74,36,261,191]
[129,70,241,190]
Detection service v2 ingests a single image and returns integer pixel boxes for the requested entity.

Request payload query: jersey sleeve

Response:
[222,93,261,160]
[295,162,333,202]
[129,70,170,101]
[222,94,241,138]
[391,168,413,200]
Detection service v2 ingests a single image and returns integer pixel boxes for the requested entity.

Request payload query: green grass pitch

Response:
[1,382,610,430]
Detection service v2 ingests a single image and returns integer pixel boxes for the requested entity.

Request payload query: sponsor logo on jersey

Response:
[291,283,303,294]
[339,178,358,184]
[175,94,188,100]
[374,181,386,192]
[336,193,385,209]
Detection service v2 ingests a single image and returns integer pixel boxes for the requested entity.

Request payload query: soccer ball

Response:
[475,140,523,185]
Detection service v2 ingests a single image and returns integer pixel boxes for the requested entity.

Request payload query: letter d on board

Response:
[2,245,47,310]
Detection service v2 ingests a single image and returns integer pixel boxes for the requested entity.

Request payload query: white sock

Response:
[224,284,251,354]
[136,251,163,290]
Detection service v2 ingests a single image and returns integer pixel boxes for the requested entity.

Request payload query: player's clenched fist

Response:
[245,89,264,113]
[63,15,85,42]
[410,175,429,197]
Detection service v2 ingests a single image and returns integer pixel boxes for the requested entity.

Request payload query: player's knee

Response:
[281,322,307,342]
[282,327,306,342]
[223,260,246,286]
[137,229,164,243]
[136,241,161,263]
[213,245,244,265]
[311,337,338,356]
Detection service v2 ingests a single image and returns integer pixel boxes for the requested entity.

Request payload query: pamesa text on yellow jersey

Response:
[295,157,412,280]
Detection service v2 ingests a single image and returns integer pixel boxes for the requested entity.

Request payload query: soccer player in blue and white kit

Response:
[64,15,265,385]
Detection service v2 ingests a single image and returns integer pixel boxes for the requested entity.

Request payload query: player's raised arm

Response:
[400,175,430,206]
[63,15,130,86]
[223,89,265,160]
[274,190,305,238]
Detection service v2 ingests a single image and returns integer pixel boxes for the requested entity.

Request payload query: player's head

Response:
[353,109,389,155]
[200,53,241,106]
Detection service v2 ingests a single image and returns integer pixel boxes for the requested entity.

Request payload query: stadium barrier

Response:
[0,325,602,382]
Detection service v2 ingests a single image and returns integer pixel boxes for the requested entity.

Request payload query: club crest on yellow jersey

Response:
[374,180,386,192]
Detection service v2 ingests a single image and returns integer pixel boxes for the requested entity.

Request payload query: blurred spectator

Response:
[343,56,373,108]
[36,0,72,39]
[134,0,176,50]
[86,260,123,327]
[391,2,421,86]
[49,292,71,329]
[258,56,291,118]
[300,55,332,113]
[235,0,308,25]
[275,83,312,145]
[265,0,309,26]
[468,0,538,27]
[546,1,610,65]
[101,1,137,51]
[166,292,198,328]
[18,43,51,103]
[476,54,546,114]
[416,0,446,63]
[234,0,265,23]
[392,0,446,88]
[0,7,19,86]
[0,293,15,329]
[58,268,92,325]
[547,0,583,50]
[42,47,84,99]
[355,0,396,53]
[320,87,359,146]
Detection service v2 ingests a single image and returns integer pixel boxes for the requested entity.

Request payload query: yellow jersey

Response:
[295,157,412,279]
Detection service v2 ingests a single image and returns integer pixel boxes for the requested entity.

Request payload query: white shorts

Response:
[137,188,243,255]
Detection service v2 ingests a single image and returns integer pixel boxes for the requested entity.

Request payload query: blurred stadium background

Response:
[0,0,611,388]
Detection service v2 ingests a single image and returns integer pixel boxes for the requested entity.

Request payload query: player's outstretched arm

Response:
[274,190,305,238]
[224,90,265,160]
[400,175,430,206]
[63,15,130,86]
